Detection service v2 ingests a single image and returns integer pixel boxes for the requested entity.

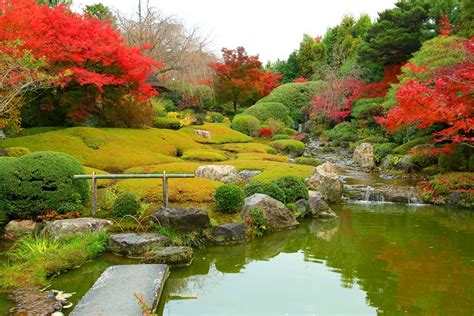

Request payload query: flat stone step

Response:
[70,264,169,316]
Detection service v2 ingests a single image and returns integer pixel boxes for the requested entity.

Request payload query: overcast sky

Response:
[72,0,397,63]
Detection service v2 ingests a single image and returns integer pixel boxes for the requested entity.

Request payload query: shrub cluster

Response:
[231,115,261,136]
[271,176,308,203]
[269,139,305,156]
[244,102,292,127]
[243,181,286,203]
[373,143,397,164]
[153,117,181,130]
[0,152,89,221]
[271,134,290,141]
[111,192,141,218]
[214,184,245,213]
[295,157,321,166]
[208,112,225,123]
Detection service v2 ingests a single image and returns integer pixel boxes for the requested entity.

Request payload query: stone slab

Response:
[70,264,169,316]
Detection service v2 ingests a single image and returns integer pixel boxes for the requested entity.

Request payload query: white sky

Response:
[72,0,397,63]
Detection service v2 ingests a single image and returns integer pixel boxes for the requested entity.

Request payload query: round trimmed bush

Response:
[271,176,308,203]
[214,184,245,213]
[153,117,181,130]
[244,181,285,203]
[112,192,141,218]
[231,114,261,136]
[271,134,290,141]
[244,102,292,126]
[269,139,305,156]
[209,112,225,123]
[257,81,326,110]
[0,151,89,220]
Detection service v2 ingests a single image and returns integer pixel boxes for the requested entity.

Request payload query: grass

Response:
[0,232,108,289]
[181,123,252,144]
[181,149,228,162]
[217,159,314,182]
[83,166,115,188]
[115,177,221,203]
[124,162,202,174]
[221,142,276,154]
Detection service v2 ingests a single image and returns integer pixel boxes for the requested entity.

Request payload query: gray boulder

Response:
[195,165,239,183]
[152,206,210,232]
[211,223,246,243]
[242,194,298,231]
[353,143,375,168]
[294,191,338,220]
[142,246,193,266]
[305,162,343,203]
[108,233,169,257]
[3,220,37,240]
[238,170,262,182]
[44,217,113,239]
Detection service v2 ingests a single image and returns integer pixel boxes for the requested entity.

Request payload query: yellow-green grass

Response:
[221,143,276,154]
[181,123,252,144]
[181,149,228,162]
[217,159,314,182]
[0,127,216,171]
[124,162,202,174]
[115,177,221,203]
[236,153,289,162]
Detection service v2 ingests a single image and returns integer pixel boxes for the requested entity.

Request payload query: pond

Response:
[1,203,474,315]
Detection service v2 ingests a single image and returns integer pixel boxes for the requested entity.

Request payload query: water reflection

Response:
[159,204,474,315]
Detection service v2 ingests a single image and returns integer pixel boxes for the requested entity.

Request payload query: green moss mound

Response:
[269,139,305,156]
[231,114,261,137]
[222,143,276,154]
[182,149,227,162]
[244,181,285,203]
[0,151,89,221]
[271,176,309,203]
[153,117,181,130]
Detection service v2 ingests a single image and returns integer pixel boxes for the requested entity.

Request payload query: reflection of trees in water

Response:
[163,205,474,315]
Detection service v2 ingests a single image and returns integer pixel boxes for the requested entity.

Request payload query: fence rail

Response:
[73,172,195,215]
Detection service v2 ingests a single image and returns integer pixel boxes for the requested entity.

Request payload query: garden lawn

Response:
[181,123,252,144]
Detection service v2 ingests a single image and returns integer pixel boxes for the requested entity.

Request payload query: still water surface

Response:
[1,203,473,315]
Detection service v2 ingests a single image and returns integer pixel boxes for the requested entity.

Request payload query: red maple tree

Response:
[210,47,281,113]
[376,37,474,153]
[0,0,161,121]
[359,64,402,99]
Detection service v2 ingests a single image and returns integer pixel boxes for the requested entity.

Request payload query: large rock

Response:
[108,233,169,257]
[308,191,338,219]
[242,194,298,231]
[195,165,238,183]
[44,217,112,239]
[211,223,246,243]
[396,154,417,172]
[238,170,262,182]
[305,162,343,203]
[3,220,37,240]
[195,129,212,139]
[353,143,375,168]
[152,206,210,232]
[142,246,193,266]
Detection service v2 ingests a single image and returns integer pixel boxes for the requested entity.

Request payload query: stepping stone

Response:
[142,246,193,266]
[108,233,169,257]
[70,264,169,316]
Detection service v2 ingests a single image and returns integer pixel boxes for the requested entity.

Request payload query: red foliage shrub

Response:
[259,127,273,138]
[293,77,309,83]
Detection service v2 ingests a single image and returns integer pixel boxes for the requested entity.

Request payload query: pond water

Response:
[1,203,473,315]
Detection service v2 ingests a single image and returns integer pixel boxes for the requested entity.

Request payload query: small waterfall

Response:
[363,187,385,203]
[298,124,303,133]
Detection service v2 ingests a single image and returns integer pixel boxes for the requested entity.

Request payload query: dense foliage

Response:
[231,114,261,136]
[244,102,292,126]
[271,176,309,203]
[0,151,89,221]
[244,181,286,203]
[111,191,141,218]
[214,184,245,213]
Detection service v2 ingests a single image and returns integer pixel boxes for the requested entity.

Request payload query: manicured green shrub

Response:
[111,192,141,218]
[243,181,286,203]
[257,81,326,110]
[393,136,432,154]
[181,150,227,162]
[284,128,298,136]
[4,147,31,157]
[0,152,89,220]
[231,115,261,136]
[438,144,473,172]
[209,112,225,123]
[214,184,245,213]
[245,207,266,236]
[271,176,308,203]
[409,152,437,169]
[295,157,321,166]
[373,143,397,164]
[271,134,291,141]
[153,117,181,130]
[269,139,305,156]
[266,118,287,135]
[244,102,292,126]
[323,122,358,142]
[358,136,389,145]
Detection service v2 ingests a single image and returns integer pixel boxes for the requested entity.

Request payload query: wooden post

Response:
[162,171,169,207]
[91,172,97,216]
